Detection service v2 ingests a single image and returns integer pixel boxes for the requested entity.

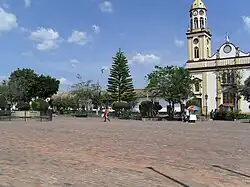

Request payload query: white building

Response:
[186,0,250,113]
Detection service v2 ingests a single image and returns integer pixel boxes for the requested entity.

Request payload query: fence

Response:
[0,110,53,121]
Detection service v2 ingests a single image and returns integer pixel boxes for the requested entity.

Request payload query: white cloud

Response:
[70,59,80,68]
[92,24,100,34]
[68,30,90,45]
[99,1,113,12]
[242,16,250,32]
[20,27,29,32]
[0,8,18,32]
[58,77,71,85]
[2,3,9,9]
[129,53,160,65]
[30,27,60,51]
[24,0,31,7]
[174,39,184,47]
[21,51,33,56]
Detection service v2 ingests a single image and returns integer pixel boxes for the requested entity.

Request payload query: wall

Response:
[11,111,40,118]
[206,72,217,111]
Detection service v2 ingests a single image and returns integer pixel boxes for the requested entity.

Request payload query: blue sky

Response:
[0,0,250,90]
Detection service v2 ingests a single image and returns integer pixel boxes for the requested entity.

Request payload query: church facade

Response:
[186,0,250,113]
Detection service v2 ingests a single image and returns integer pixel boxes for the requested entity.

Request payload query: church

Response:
[186,0,250,113]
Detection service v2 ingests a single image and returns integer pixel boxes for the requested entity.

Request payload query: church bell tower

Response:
[186,0,212,62]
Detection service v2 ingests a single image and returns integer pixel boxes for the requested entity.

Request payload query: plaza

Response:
[0,117,249,186]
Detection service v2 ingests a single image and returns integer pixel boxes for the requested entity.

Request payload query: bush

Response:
[139,101,162,118]
[112,101,131,110]
[36,99,49,111]
[0,95,7,110]
[73,111,88,117]
[31,101,40,111]
[17,101,31,111]
[119,110,131,119]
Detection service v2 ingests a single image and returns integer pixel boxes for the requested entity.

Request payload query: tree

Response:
[146,65,194,116]
[241,76,250,102]
[8,68,60,102]
[107,48,136,102]
[35,75,60,99]
[8,68,38,102]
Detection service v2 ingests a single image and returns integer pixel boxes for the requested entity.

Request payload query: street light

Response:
[215,96,218,109]
[205,94,208,120]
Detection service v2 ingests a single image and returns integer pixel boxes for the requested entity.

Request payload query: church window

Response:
[194,82,200,92]
[194,18,198,29]
[200,17,204,28]
[223,92,235,104]
[190,19,193,29]
[207,47,209,57]
[222,71,235,84]
[194,47,199,58]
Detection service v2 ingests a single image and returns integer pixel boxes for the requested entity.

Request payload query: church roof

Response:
[190,0,206,10]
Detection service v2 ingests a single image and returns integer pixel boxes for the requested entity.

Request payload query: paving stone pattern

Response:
[0,117,249,186]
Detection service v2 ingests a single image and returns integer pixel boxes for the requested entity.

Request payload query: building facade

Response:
[186,0,250,113]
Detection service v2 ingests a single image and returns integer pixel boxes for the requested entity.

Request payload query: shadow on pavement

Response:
[212,165,250,179]
[146,166,191,187]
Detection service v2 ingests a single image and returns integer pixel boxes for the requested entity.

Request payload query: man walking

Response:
[104,106,110,122]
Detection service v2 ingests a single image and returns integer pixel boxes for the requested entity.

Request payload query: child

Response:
[104,106,110,122]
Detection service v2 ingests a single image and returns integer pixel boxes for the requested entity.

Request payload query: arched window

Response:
[194,47,199,58]
[200,17,204,28]
[194,18,198,29]
[207,47,209,57]
[190,19,193,29]
[194,82,200,92]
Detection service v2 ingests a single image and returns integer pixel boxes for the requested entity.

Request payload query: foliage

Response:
[17,101,31,111]
[112,101,131,110]
[146,65,194,115]
[186,98,201,107]
[31,101,40,111]
[0,95,7,110]
[53,96,78,110]
[139,100,162,118]
[107,48,136,102]
[35,75,60,99]
[71,77,104,110]
[218,69,243,110]
[241,76,250,102]
[119,110,131,119]
[8,68,59,102]
[36,99,49,111]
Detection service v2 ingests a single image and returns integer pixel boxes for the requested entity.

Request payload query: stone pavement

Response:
[0,117,249,186]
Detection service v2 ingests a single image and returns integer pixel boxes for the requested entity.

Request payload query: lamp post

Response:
[205,94,208,120]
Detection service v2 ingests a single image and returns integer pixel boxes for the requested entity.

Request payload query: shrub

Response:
[36,99,49,111]
[17,101,31,111]
[31,101,40,111]
[112,101,131,110]
[0,95,7,110]
[139,101,162,118]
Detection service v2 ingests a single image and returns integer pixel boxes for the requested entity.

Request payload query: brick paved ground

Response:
[0,117,249,187]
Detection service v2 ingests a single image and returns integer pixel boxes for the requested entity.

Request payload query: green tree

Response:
[8,68,37,102]
[146,65,194,116]
[107,48,136,102]
[35,75,60,99]
[241,76,250,102]
[8,68,60,102]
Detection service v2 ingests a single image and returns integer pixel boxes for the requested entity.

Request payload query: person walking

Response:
[104,106,110,122]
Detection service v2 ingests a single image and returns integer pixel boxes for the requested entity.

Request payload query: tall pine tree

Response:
[107,49,136,102]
